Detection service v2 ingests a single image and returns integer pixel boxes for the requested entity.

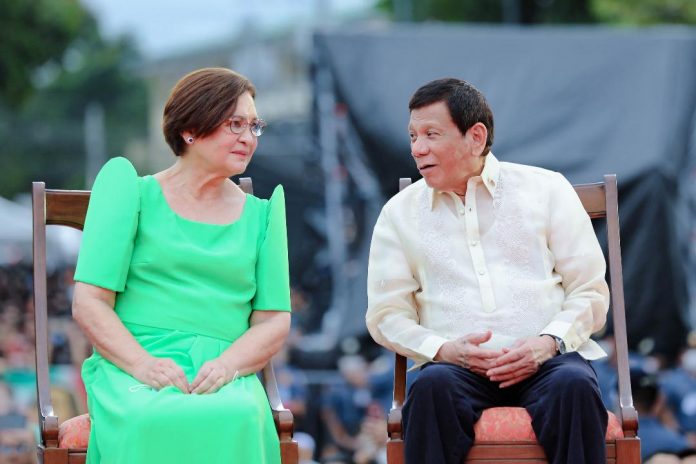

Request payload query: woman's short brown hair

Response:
[162,68,256,156]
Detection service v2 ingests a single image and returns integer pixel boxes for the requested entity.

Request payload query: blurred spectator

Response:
[274,345,309,430]
[646,452,696,464]
[295,431,319,464]
[592,334,662,412]
[0,263,87,423]
[321,355,372,457]
[662,347,696,447]
[0,380,34,464]
[632,368,694,461]
[353,403,387,464]
[321,354,391,462]
[592,335,619,411]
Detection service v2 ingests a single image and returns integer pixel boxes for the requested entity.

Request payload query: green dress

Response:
[74,157,291,463]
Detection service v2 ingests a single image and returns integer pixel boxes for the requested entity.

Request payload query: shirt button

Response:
[478,270,485,276]
[470,241,478,247]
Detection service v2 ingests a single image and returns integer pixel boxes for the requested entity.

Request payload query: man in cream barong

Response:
[366,78,610,464]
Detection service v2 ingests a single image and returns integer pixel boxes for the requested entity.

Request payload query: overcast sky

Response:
[80,0,377,58]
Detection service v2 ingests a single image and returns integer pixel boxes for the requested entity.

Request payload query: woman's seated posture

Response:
[72,67,291,463]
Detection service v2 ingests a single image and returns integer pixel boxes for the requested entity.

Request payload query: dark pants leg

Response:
[402,363,504,464]
[517,352,608,464]
[402,354,607,464]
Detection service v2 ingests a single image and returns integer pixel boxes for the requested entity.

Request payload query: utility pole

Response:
[84,102,106,188]
[502,0,521,23]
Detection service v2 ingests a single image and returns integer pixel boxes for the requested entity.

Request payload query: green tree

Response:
[0,1,148,198]
[0,0,89,108]
[592,0,696,24]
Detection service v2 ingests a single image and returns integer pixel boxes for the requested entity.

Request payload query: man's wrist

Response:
[541,334,566,355]
[433,341,451,362]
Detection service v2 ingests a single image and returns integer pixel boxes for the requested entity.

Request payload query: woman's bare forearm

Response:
[217,311,291,376]
[72,282,150,374]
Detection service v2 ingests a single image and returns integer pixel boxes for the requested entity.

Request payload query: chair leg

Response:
[39,446,69,464]
[280,438,298,464]
[615,437,641,464]
[387,438,405,464]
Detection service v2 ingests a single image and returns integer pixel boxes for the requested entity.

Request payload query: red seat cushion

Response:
[61,407,624,448]
[58,414,90,449]
[473,407,624,441]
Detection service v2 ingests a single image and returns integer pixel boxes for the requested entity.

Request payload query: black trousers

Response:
[402,352,608,464]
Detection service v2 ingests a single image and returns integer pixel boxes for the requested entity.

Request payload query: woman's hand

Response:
[131,355,190,393]
[190,358,235,394]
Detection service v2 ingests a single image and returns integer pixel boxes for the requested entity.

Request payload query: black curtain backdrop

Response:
[314,24,695,360]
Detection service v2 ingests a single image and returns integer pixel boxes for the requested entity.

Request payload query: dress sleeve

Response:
[251,185,291,311]
[74,157,140,292]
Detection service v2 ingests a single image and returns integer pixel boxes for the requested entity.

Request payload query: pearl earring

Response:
[186,137,194,144]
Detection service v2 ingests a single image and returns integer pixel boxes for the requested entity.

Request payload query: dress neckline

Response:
[146,175,249,227]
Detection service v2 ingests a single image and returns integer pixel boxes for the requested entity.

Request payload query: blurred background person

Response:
[0,380,35,464]
[631,368,694,462]
[661,347,696,447]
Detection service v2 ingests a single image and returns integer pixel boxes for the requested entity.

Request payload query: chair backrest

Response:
[30,177,257,446]
[391,174,638,438]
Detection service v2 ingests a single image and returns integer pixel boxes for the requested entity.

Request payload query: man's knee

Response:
[409,364,458,398]
[547,358,600,398]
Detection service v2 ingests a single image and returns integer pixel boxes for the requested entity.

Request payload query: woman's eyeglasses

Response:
[227,116,267,137]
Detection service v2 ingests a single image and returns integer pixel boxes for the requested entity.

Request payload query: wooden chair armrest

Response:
[272,409,295,442]
[603,174,639,438]
[388,407,403,439]
[32,182,62,449]
[262,362,295,441]
[39,413,60,448]
[388,353,408,440]
[618,406,639,437]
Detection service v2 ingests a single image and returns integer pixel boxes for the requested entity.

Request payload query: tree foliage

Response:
[0,0,90,108]
[0,0,148,198]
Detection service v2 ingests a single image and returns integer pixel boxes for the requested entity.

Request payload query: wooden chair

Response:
[386,174,641,464]
[31,178,298,464]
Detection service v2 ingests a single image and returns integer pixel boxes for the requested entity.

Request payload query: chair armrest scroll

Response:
[262,362,295,440]
[388,407,403,439]
[389,353,408,439]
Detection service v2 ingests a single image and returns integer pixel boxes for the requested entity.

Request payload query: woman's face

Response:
[186,91,260,177]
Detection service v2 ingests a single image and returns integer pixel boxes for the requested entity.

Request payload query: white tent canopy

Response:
[0,196,81,268]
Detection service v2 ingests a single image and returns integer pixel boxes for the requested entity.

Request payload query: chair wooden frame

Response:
[386,174,640,464]
[31,178,298,464]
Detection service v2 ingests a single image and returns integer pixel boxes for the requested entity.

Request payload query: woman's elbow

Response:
[72,293,88,326]
[71,282,114,327]
[275,312,292,342]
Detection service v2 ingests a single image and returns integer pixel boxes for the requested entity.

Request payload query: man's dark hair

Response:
[409,78,494,155]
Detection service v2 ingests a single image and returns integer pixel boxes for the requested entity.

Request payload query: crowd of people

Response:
[592,335,696,462]
[1,259,695,463]
[0,261,399,463]
[4,259,695,464]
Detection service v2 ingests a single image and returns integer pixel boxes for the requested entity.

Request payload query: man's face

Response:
[408,101,484,193]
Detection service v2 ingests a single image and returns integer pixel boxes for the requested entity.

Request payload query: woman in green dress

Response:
[72,68,291,463]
